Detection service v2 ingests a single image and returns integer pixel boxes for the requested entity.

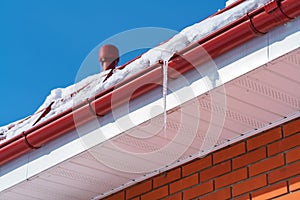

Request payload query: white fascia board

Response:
[269,18,300,61]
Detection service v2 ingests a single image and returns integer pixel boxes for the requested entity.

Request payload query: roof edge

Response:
[1,0,300,166]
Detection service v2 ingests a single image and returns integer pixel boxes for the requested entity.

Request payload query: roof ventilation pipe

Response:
[99,44,120,82]
[99,44,120,71]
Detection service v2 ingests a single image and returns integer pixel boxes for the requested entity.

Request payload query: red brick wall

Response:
[103,118,300,200]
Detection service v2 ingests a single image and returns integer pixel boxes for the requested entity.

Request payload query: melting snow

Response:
[0,0,271,143]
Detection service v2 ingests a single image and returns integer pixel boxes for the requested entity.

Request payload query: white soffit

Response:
[1,17,300,200]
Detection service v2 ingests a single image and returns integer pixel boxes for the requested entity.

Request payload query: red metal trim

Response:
[1,0,300,166]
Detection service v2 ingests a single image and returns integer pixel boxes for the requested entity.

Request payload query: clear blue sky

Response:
[0,0,226,126]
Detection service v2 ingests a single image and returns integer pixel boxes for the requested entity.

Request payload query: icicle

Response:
[162,60,168,133]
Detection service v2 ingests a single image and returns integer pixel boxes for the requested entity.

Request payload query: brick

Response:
[233,194,251,200]
[213,142,246,164]
[183,180,213,199]
[268,133,300,156]
[289,175,300,191]
[283,118,300,137]
[141,185,168,200]
[269,161,300,183]
[163,193,182,200]
[232,147,266,169]
[153,168,181,188]
[275,190,300,200]
[247,127,282,151]
[169,173,198,194]
[252,182,288,200]
[105,191,125,200]
[286,146,300,163]
[215,168,248,189]
[200,161,231,182]
[182,155,212,176]
[201,187,231,200]
[126,180,152,199]
[249,154,284,176]
[131,197,140,200]
[232,175,267,196]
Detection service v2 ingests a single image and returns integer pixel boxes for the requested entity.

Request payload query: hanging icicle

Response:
[162,60,168,133]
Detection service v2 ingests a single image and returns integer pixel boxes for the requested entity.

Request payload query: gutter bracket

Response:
[22,132,41,149]
[265,0,294,20]
[247,13,267,35]
[86,99,104,117]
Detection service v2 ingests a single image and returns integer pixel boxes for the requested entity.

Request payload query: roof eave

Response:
[1,0,300,167]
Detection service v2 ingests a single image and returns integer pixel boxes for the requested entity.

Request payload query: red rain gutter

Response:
[1,0,300,166]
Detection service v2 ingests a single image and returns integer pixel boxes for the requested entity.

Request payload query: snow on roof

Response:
[226,0,239,7]
[0,0,270,143]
